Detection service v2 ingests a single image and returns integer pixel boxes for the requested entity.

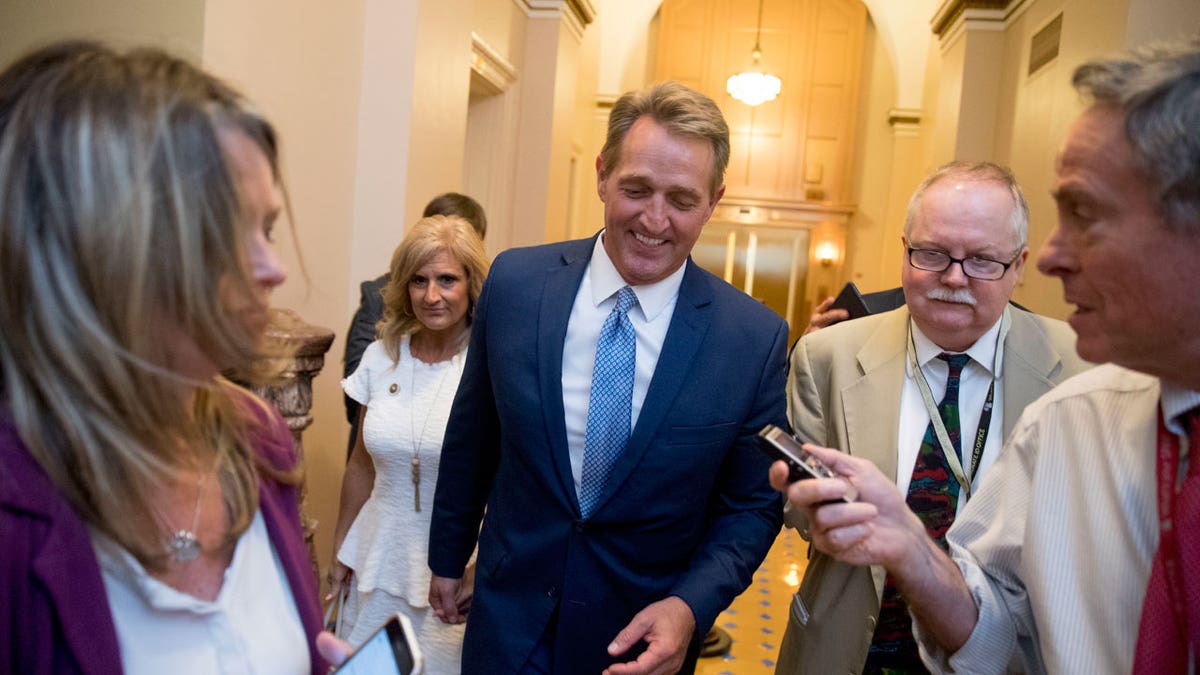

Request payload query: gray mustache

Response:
[926,287,977,306]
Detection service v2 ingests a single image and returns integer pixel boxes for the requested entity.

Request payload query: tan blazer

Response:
[774,306,1090,675]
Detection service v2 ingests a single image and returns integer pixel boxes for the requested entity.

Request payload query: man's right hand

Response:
[768,443,926,569]
[429,574,467,625]
[804,296,851,335]
[768,444,979,651]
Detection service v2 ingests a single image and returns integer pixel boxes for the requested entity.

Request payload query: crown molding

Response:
[470,32,518,95]
[515,0,597,41]
[931,0,1031,47]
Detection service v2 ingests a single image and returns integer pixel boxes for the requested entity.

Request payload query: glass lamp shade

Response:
[726,71,782,106]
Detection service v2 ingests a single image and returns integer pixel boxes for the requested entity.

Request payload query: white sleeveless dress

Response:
[338,336,466,673]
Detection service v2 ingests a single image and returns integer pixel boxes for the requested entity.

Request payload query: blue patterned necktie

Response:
[867,352,970,673]
[579,286,638,518]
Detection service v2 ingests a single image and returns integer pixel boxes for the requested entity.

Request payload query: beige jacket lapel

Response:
[841,308,910,483]
[838,308,911,601]
[999,309,1066,438]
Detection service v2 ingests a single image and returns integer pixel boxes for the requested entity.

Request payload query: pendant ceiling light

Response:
[726,0,781,106]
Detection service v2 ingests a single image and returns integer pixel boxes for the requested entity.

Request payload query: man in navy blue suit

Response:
[428,81,787,674]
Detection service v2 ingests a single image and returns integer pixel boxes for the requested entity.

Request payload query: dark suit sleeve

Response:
[669,318,788,632]
[342,277,385,457]
[428,271,501,578]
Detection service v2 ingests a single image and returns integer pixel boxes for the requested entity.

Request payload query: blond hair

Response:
[377,215,489,362]
[0,41,294,568]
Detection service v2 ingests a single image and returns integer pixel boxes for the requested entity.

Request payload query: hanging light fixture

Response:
[726,0,782,106]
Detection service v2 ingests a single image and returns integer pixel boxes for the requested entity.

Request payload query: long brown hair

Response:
[0,41,294,568]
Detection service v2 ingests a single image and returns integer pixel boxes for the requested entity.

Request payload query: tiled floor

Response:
[696,526,808,675]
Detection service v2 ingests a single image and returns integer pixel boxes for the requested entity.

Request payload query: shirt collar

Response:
[907,307,1008,377]
[1160,380,1200,435]
[588,232,685,321]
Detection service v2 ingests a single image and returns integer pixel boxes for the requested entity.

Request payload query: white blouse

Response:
[91,510,308,675]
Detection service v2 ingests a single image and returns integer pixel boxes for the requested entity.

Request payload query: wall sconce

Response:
[814,241,839,267]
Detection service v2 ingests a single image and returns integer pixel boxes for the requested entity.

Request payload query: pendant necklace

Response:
[408,343,458,512]
[166,469,208,563]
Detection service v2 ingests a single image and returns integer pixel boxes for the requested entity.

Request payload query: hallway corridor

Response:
[696,526,808,674]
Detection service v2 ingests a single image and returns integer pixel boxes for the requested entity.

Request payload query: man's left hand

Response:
[603,596,696,675]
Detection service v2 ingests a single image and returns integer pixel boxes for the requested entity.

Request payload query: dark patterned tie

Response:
[866,353,970,674]
[1133,406,1200,673]
[578,287,638,518]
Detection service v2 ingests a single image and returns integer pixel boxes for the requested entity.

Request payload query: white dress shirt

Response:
[92,510,309,675]
[897,313,1006,511]
[562,234,685,497]
[916,364,1200,674]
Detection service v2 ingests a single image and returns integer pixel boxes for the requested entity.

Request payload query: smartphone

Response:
[828,281,872,321]
[757,424,857,502]
[334,613,424,675]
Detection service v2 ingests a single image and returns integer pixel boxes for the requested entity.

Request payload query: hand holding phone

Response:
[828,281,871,321]
[757,424,858,502]
[334,613,424,675]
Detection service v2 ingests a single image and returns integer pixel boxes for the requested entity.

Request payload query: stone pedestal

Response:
[249,308,335,571]
[251,308,336,451]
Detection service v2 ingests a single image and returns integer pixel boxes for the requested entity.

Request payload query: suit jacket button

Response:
[547,585,558,598]
[574,519,586,533]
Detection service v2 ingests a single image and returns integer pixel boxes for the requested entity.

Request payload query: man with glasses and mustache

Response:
[774,161,1090,675]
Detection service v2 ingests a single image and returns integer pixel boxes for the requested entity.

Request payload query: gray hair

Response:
[600,81,730,197]
[1072,34,1200,230]
[904,160,1030,253]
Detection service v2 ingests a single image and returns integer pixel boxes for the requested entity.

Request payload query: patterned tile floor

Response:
[696,526,808,675]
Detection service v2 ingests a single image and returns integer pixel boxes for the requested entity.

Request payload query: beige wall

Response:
[842,18,898,294]
[985,0,1199,318]
[350,0,420,289]
[404,0,475,227]
[0,0,204,64]
[568,6,605,240]
[201,0,370,578]
[842,10,945,297]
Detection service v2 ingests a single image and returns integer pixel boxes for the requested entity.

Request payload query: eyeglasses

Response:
[906,247,1019,281]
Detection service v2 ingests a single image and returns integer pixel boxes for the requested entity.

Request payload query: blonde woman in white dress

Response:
[329,215,488,673]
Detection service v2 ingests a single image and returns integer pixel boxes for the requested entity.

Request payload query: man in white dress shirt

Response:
[428,81,788,675]
[772,36,1200,674]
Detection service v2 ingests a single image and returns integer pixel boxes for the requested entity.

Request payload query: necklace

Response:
[407,340,461,512]
[166,469,208,563]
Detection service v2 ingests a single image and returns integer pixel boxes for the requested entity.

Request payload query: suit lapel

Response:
[586,259,712,516]
[999,310,1064,438]
[539,238,594,509]
[841,308,910,483]
[839,309,910,603]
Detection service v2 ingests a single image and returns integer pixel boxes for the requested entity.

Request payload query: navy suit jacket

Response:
[429,235,787,674]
